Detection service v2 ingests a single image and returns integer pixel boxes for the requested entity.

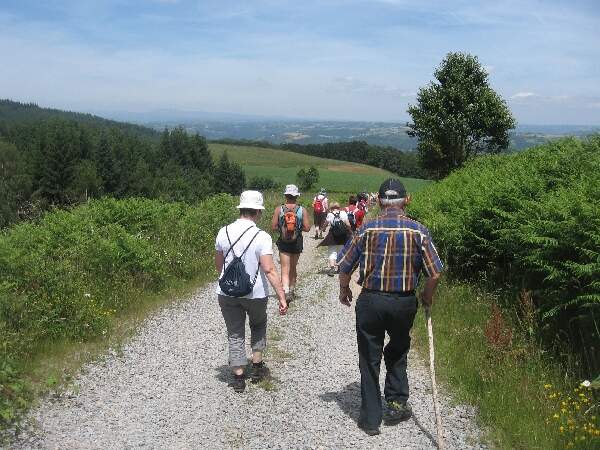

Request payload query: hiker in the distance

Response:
[271,184,310,303]
[215,190,288,394]
[312,188,329,239]
[337,178,443,435]
[344,195,366,232]
[318,202,352,276]
[357,191,370,213]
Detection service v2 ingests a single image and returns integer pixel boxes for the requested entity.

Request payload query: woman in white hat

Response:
[270,184,310,303]
[215,190,288,393]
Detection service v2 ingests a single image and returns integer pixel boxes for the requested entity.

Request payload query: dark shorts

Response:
[276,235,304,254]
[314,212,327,228]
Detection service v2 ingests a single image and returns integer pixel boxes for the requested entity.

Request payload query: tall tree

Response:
[95,132,116,194]
[407,52,516,179]
[215,152,246,195]
[0,140,32,227]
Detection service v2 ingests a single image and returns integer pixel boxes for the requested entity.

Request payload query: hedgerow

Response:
[0,194,237,425]
[409,136,600,373]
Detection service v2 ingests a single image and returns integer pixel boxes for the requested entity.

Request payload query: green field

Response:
[209,143,429,193]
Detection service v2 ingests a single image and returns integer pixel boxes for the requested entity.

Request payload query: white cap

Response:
[237,190,265,210]
[284,184,301,197]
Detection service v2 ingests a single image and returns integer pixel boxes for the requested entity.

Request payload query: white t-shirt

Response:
[215,218,273,299]
[326,210,348,224]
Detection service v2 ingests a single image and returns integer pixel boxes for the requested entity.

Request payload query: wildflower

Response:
[544,383,552,389]
[559,426,564,433]
[581,380,591,387]
[553,414,560,419]
[84,293,91,298]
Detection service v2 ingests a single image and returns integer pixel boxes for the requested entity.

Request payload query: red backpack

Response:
[313,197,324,214]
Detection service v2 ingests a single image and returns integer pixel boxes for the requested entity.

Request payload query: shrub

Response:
[248,176,281,191]
[0,194,238,428]
[408,136,600,375]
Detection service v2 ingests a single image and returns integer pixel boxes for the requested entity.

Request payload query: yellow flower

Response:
[559,426,564,433]
[544,384,552,389]
[553,414,560,419]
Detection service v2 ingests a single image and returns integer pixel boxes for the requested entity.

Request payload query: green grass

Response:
[412,280,599,449]
[0,195,238,435]
[209,143,429,193]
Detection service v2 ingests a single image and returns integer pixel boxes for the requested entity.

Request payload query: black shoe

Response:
[384,400,412,425]
[285,291,293,305]
[327,267,336,277]
[251,362,268,383]
[358,421,381,436]
[232,374,246,393]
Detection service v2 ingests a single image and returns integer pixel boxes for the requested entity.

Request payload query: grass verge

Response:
[412,279,599,449]
[0,195,238,439]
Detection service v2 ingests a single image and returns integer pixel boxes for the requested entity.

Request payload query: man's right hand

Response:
[278,297,288,315]
[339,286,353,306]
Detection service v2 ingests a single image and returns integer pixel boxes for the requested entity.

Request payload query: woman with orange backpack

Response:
[271,185,310,303]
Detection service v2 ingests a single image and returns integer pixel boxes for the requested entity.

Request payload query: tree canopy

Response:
[407,52,516,179]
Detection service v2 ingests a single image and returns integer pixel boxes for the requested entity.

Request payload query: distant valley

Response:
[119,114,599,151]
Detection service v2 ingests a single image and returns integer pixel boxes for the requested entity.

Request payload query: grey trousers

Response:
[218,295,268,367]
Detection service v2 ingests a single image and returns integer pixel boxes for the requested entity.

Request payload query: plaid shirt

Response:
[337,207,443,293]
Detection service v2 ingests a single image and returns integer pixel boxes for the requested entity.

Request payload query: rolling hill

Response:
[209,142,429,193]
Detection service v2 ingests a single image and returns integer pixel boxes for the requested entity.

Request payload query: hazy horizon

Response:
[1,0,599,125]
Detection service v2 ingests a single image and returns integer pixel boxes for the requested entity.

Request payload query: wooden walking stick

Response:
[425,306,444,449]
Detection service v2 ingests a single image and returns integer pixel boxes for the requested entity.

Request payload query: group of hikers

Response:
[215,179,443,436]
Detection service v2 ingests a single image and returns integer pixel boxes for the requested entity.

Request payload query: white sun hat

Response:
[237,190,265,210]
[284,184,301,197]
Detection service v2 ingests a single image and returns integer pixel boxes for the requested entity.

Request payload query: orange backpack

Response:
[279,205,302,243]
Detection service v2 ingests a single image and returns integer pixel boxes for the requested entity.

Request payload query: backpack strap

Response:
[224,225,255,260]
[295,206,303,228]
[240,230,262,259]
[241,230,262,286]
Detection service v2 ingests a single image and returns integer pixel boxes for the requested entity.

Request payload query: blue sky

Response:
[1,0,599,124]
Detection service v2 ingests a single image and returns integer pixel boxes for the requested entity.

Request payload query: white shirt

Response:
[215,218,273,299]
[326,210,348,224]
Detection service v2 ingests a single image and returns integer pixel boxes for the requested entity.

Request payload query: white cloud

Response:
[511,92,537,99]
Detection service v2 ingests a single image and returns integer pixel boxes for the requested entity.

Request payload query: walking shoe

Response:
[250,361,268,383]
[358,421,381,436]
[384,400,412,425]
[232,374,246,393]
[327,267,336,277]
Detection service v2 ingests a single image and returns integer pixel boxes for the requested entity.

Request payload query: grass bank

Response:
[407,137,600,449]
[0,195,238,434]
[412,280,599,449]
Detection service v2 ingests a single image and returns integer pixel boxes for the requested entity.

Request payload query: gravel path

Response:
[13,234,485,449]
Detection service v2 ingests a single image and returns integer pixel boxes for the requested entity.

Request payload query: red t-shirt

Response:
[345,205,366,228]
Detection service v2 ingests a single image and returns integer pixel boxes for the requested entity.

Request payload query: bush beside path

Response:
[13,236,485,449]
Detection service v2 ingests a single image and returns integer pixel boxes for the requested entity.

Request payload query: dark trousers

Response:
[355,290,418,428]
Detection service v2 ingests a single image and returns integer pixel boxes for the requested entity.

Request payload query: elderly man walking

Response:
[337,178,443,435]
